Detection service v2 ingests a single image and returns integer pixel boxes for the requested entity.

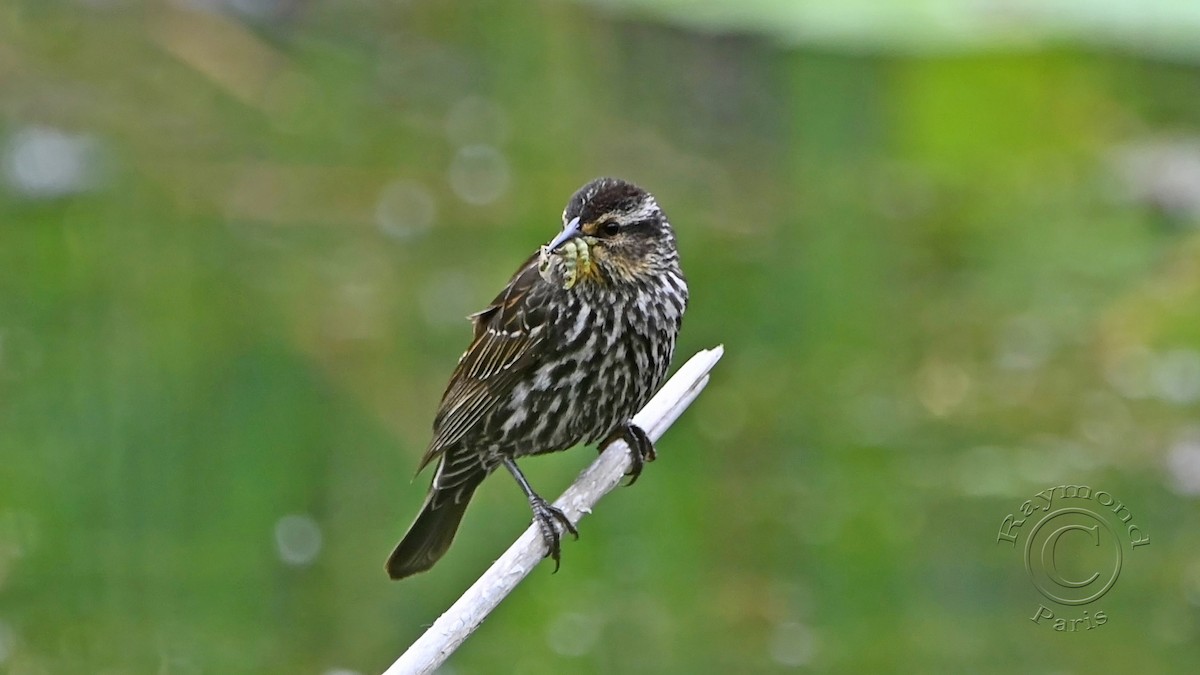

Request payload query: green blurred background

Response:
[3,0,1200,673]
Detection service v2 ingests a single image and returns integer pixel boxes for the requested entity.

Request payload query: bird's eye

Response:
[600,220,620,236]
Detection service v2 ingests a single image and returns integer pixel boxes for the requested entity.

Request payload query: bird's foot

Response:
[602,423,656,486]
[529,495,578,572]
[503,456,578,573]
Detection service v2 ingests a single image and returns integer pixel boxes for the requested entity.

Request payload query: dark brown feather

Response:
[416,254,552,475]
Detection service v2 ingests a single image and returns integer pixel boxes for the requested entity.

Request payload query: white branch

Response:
[384,345,725,675]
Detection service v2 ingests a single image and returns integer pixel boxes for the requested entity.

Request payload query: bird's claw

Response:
[602,423,656,486]
[623,424,656,486]
[530,496,578,572]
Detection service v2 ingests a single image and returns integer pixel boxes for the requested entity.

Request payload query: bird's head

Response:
[539,178,678,289]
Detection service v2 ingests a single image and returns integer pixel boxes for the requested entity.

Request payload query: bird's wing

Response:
[416,252,555,479]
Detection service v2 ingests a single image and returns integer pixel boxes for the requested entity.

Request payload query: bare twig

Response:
[384,345,725,675]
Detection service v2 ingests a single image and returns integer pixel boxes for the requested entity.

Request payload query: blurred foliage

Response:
[2,1,1200,674]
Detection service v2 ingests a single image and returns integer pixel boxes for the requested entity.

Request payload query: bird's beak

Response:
[546,217,581,252]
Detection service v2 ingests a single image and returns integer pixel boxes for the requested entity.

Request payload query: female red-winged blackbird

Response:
[386,177,688,580]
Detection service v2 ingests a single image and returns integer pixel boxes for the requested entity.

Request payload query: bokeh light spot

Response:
[1077,391,1132,446]
[915,358,970,417]
[1115,139,1200,218]
[376,179,436,240]
[448,145,510,205]
[1152,349,1200,405]
[995,315,1054,371]
[274,514,322,567]
[2,125,103,199]
[1166,427,1200,496]
[545,611,603,658]
[769,620,817,667]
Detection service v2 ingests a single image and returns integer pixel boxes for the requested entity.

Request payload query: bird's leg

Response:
[501,456,578,572]
[601,422,656,486]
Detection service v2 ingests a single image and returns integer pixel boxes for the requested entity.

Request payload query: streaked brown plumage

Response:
[386,177,688,580]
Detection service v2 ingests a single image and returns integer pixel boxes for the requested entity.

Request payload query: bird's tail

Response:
[386,475,482,580]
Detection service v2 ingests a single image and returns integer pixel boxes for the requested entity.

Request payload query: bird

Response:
[385,177,688,580]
